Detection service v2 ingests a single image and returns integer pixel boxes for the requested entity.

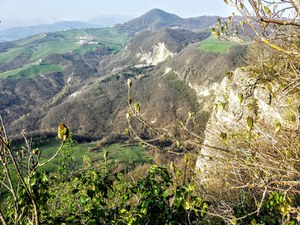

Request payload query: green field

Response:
[0,64,63,79]
[34,140,152,172]
[198,36,238,53]
[0,28,129,79]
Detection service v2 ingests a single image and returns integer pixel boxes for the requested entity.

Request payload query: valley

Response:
[0,9,246,143]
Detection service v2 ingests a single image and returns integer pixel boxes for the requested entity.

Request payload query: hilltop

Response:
[114,8,222,35]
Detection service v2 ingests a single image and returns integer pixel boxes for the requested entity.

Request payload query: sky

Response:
[0,0,234,28]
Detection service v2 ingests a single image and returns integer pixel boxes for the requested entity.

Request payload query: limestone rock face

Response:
[196,68,300,180]
[137,42,174,66]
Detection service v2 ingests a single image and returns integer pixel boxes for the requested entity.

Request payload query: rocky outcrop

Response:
[121,28,210,67]
[137,42,174,66]
[196,68,300,180]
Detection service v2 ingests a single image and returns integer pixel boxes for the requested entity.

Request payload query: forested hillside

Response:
[0,9,245,140]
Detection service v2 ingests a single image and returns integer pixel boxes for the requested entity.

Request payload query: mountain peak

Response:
[142,8,182,19]
[114,8,184,34]
[114,8,222,35]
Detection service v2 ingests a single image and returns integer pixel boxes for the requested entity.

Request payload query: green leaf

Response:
[264,5,272,15]
[66,215,76,222]
[239,3,244,9]
[30,177,37,186]
[182,200,191,210]
[220,132,228,143]
[232,217,237,225]
[247,116,254,131]
[201,202,208,217]
[24,177,29,185]
[174,197,182,207]
[274,122,281,135]
[251,219,257,225]
[211,27,216,35]
[238,93,244,103]
[188,111,194,118]
[279,195,284,203]
[80,196,89,205]
[163,190,169,198]
[120,208,127,214]
[134,102,140,113]
[41,173,48,184]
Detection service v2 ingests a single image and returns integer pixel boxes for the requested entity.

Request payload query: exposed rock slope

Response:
[196,68,300,180]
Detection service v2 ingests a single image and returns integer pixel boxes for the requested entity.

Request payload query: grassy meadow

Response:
[32,139,152,173]
[198,36,238,53]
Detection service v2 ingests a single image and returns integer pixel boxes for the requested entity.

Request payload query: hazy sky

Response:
[0,0,234,26]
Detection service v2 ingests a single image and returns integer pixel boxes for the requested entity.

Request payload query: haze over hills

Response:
[0,21,107,42]
[0,8,247,141]
[87,14,135,27]
[0,14,134,42]
[0,8,223,42]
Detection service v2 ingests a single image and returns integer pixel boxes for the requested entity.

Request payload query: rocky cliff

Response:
[196,67,300,184]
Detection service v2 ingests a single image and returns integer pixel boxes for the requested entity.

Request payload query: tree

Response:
[218,0,300,61]
[205,1,300,224]
[0,117,67,225]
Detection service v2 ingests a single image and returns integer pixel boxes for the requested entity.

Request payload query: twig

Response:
[37,141,65,168]
[0,210,7,225]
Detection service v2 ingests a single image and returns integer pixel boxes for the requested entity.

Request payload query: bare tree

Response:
[0,116,66,225]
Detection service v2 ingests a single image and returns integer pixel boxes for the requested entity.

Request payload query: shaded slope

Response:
[40,68,201,138]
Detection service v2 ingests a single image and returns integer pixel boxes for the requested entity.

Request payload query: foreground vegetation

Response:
[1,130,298,225]
[0,129,209,224]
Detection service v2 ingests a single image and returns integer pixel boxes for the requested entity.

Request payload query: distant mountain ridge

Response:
[87,14,135,27]
[0,9,224,42]
[114,8,224,34]
[0,21,102,42]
